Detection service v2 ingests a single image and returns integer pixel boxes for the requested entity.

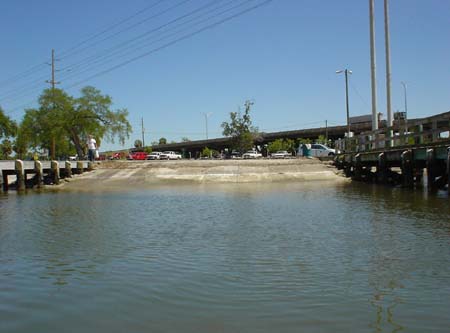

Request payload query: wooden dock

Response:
[0,160,92,191]
[334,111,450,193]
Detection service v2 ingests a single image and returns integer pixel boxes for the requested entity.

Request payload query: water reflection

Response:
[0,182,449,332]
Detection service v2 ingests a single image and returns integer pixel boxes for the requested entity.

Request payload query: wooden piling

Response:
[447,147,450,195]
[65,161,72,178]
[51,160,60,185]
[87,161,94,171]
[401,150,414,188]
[353,154,362,181]
[76,161,84,174]
[377,153,388,184]
[15,160,25,191]
[34,160,44,188]
[426,148,437,191]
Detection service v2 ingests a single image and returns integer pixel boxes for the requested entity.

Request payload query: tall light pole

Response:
[336,69,352,139]
[369,0,378,131]
[401,81,408,132]
[384,0,393,132]
[202,112,212,140]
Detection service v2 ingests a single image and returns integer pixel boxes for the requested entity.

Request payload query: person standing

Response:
[87,135,97,162]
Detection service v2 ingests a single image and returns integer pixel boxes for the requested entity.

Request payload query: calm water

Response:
[1,182,449,333]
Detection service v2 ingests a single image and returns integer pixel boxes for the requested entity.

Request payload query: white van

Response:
[298,144,336,157]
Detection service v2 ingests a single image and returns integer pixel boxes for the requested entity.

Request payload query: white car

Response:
[242,150,262,159]
[299,144,336,157]
[147,152,162,160]
[271,150,291,159]
[159,151,182,160]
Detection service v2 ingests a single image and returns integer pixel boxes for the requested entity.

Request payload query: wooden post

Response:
[401,150,414,188]
[15,160,25,191]
[87,161,94,171]
[34,160,44,188]
[377,152,388,184]
[51,160,60,185]
[353,154,362,181]
[447,147,450,195]
[76,161,84,174]
[65,161,72,178]
[426,148,436,191]
[1,170,7,192]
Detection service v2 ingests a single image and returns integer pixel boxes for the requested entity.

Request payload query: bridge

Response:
[147,113,445,157]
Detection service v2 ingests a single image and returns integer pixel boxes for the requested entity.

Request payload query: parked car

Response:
[242,150,262,159]
[127,152,149,160]
[69,154,78,161]
[147,152,162,160]
[271,150,291,159]
[298,144,336,157]
[159,151,182,160]
[110,152,122,160]
[229,151,241,159]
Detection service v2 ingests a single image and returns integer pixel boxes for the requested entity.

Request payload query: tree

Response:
[221,100,258,153]
[267,138,296,154]
[16,87,132,158]
[0,139,13,159]
[0,107,17,139]
[134,139,143,149]
[181,137,191,142]
[159,137,167,145]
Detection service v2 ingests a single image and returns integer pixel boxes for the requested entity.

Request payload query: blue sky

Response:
[1,0,449,150]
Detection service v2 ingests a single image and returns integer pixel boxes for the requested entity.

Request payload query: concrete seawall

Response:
[61,158,346,190]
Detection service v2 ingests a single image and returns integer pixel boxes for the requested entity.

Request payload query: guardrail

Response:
[335,111,450,153]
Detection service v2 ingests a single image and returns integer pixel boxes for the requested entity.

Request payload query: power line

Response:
[65,0,272,90]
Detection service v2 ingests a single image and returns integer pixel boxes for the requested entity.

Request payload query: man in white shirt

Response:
[87,135,97,161]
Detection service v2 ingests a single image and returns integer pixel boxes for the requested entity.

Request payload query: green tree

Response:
[16,87,132,158]
[0,107,17,139]
[181,137,191,142]
[0,139,13,159]
[134,139,143,149]
[221,101,258,153]
[267,138,296,154]
[159,137,167,145]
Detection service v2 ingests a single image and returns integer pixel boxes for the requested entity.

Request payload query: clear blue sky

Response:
[1,0,449,150]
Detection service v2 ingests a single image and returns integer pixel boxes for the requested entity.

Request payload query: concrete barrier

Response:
[15,160,25,191]
[51,160,60,185]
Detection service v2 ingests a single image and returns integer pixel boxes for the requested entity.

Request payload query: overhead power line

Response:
[65,0,273,90]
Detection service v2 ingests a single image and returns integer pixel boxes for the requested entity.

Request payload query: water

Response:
[1,182,449,332]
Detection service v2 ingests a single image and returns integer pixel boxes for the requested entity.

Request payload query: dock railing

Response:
[335,111,450,153]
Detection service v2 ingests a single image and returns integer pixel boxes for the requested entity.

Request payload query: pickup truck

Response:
[159,151,182,160]
[242,150,262,159]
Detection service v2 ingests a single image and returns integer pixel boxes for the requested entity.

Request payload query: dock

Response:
[334,111,450,193]
[0,160,92,191]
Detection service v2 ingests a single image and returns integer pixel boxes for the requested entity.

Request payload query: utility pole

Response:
[384,0,393,144]
[46,49,60,160]
[141,117,145,147]
[401,81,408,132]
[336,69,352,139]
[202,112,212,140]
[369,0,378,131]
[325,120,328,142]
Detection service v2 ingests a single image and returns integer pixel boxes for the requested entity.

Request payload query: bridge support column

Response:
[76,161,84,174]
[401,150,414,188]
[65,161,72,178]
[15,160,25,191]
[377,153,388,184]
[34,160,44,188]
[51,160,60,185]
[426,149,437,191]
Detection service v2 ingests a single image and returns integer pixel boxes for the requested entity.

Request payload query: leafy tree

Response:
[316,135,327,145]
[15,87,132,158]
[159,137,167,145]
[0,107,17,139]
[134,139,143,149]
[221,101,258,153]
[267,138,296,154]
[181,137,191,142]
[0,139,13,159]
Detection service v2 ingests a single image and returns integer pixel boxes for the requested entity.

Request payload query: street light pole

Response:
[401,81,408,132]
[336,69,352,139]
[203,112,212,140]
